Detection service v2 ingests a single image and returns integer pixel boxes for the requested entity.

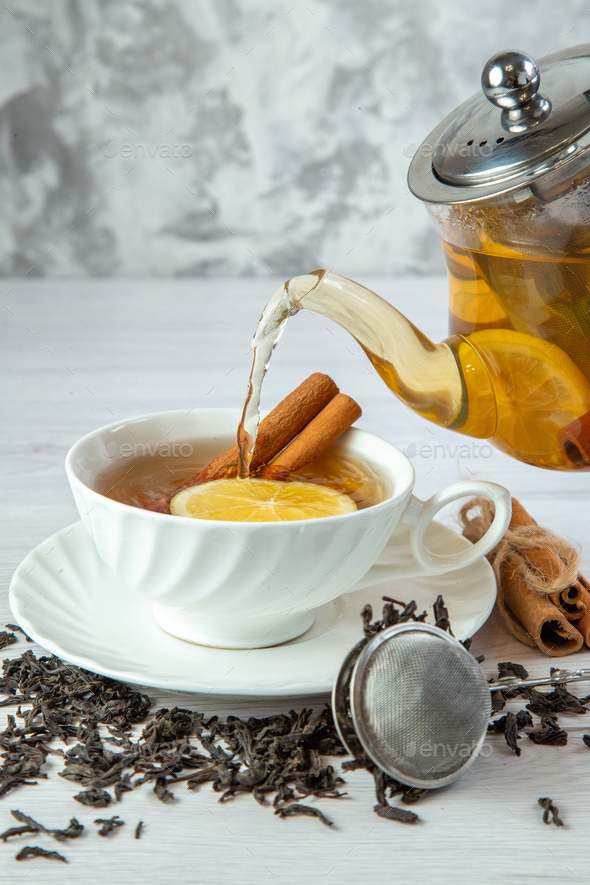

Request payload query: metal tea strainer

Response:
[332,622,590,789]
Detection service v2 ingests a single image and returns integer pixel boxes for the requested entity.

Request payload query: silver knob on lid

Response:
[482,49,540,108]
[481,49,551,130]
[408,44,590,204]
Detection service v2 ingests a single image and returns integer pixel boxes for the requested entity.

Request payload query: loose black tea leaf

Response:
[360,759,428,809]
[361,597,427,639]
[538,796,564,827]
[583,735,590,749]
[0,777,40,798]
[9,809,84,842]
[0,632,17,650]
[372,768,391,807]
[153,777,175,803]
[0,824,38,841]
[74,788,112,808]
[433,595,453,635]
[373,803,419,823]
[528,716,568,746]
[15,845,68,863]
[516,710,534,729]
[274,803,333,827]
[385,781,422,805]
[94,815,125,837]
[56,818,84,840]
[524,685,588,717]
[490,695,507,714]
[115,773,133,802]
[488,710,533,755]
[4,625,33,642]
[134,820,144,839]
[502,713,520,755]
[10,810,44,832]
[497,662,529,680]
[341,756,372,773]
[397,786,428,805]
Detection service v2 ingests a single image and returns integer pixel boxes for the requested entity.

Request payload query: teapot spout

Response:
[278,271,497,436]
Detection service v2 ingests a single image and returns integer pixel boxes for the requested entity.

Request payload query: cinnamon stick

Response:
[257,394,362,479]
[557,410,590,468]
[145,373,338,512]
[575,588,590,646]
[553,577,590,622]
[197,372,339,483]
[508,498,588,621]
[496,561,584,656]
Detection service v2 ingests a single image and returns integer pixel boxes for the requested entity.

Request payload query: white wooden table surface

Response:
[1,277,589,885]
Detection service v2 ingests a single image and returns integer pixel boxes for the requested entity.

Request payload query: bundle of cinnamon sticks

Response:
[146,374,361,514]
[461,497,590,657]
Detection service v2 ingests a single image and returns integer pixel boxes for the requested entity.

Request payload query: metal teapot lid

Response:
[408,45,590,203]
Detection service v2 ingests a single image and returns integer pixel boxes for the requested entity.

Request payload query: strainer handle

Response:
[352,480,511,587]
[489,668,590,691]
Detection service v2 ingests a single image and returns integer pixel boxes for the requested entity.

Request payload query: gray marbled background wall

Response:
[0,0,588,278]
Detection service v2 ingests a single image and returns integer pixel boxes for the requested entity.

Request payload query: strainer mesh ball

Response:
[350,627,492,787]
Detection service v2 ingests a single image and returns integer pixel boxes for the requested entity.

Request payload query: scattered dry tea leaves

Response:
[6,810,84,842]
[497,662,529,680]
[488,710,533,755]
[0,632,17,651]
[528,715,568,746]
[274,803,333,827]
[74,788,112,808]
[373,804,419,824]
[15,845,68,863]
[0,823,38,841]
[1,594,588,853]
[4,625,33,642]
[539,796,564,827]
[94,815,125,837]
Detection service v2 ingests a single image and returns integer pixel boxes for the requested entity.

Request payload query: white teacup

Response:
[66,409,511,649]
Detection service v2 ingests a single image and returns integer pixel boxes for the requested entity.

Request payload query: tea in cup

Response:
[66,408,511,649]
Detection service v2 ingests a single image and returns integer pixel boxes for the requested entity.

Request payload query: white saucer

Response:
[9,520,496,697]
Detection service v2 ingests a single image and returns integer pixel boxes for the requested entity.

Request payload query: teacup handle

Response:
[353,481,511,589]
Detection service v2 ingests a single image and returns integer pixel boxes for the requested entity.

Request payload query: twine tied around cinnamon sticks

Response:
[460,496,590,656]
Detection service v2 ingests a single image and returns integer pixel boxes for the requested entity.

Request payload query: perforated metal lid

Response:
[408,45,590,204]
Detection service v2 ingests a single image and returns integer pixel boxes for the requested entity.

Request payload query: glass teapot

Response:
[259,46,590,471]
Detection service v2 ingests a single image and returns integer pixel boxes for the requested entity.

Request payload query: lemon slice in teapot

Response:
[468,328,590,462]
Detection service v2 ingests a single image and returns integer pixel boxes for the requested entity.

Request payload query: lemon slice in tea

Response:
[170,478,357,522]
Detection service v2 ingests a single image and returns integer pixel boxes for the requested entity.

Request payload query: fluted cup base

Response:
[153,603,315,649]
